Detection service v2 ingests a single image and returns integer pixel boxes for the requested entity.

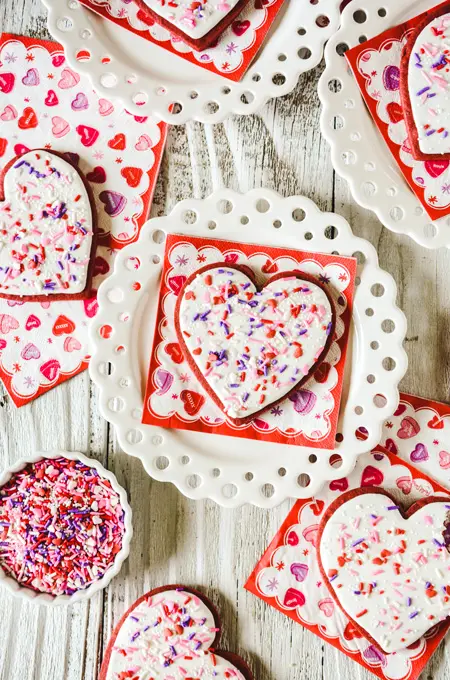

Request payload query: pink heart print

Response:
[71,92,89,111]
[0,314,19,334]
[135,134,153,151]
[52,116,70,138]
[21,343,41,360]
[0,105,17,121]
[22,68,40,86]
[99,586,253,680]
[98,98,114,116]
[58,67,80,89]
[439,450,450,469]
[397,415,420,439]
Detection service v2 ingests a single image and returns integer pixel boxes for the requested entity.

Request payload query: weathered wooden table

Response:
[1,1,450,679]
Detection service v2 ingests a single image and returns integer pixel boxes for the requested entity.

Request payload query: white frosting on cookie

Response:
[0,151,93,297]
[320,493,450,653]
[178,266,333,421]
[142,0,242,40]
[103,588,247,679]
[408,12,450,155]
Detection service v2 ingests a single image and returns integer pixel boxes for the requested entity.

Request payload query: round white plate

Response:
[318,0,450,249]
[44,0,341,124]
[89,189,407,507]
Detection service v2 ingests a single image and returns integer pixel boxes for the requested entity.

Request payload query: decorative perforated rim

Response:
[43,0,341,124]
[0,450,133,606]
[89,189,408,507]
[318,0,450,249]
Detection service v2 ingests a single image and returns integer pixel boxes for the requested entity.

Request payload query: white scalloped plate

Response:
[89,189,408,507]
[318,0,450,249]
[43,0,341,124]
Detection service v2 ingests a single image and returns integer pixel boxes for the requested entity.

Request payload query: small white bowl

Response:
[0,450,133,606]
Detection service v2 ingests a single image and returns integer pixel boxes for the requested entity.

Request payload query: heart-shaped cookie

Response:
[99,585,253,680]
[0,150,97,300]
[175,264,335,425]
[400,5,450,160]
[318,488,450,653]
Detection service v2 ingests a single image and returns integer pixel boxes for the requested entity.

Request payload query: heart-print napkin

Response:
[0,34,167,406]
[345,0,450,221]
[78,0,286,82]
[142,233,356,450]
[246,447,450,680]
[380,392,450,488]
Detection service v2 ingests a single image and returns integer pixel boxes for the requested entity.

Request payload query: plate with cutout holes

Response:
[318,0,450,249]
[44,0,341,124]
[89,189,408,508]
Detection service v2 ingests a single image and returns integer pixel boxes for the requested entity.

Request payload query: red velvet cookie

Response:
[0,149,98,301]
[400,4,450,161]
[175,263,336,425]
[99,585,254,679]
[317,487,450,654]
[134,0,253,51]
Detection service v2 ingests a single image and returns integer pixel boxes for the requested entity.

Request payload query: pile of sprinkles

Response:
[0,456,125,596]
[0,150,93,297]
[178,266,334,421]
[102,588,247,679]
[408,12,450,153]
[320,492,450,653]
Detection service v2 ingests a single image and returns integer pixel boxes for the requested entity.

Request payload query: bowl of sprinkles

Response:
[0,451,132,605]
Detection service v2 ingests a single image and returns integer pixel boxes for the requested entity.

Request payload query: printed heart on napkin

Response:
[318,488,450,654]
[175,264,335,425]
[0,149,96,301]
[99,586,253,680]
[400,6,450,161]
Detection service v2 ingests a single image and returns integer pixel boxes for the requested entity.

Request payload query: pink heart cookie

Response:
[99,586,253,680]
[0,150,97,301]
[318,488,450,654]
[175,264,335,425]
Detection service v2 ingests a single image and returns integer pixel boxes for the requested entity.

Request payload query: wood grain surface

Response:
[1,1,450,679]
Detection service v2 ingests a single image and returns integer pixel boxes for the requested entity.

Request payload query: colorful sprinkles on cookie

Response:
[141,0,243,40]
[319,491,450,653]
[101,587,247,679]
[0,150,94,298]
[176,265,334,423]
[0,456,125,596]
[405,9,450,156]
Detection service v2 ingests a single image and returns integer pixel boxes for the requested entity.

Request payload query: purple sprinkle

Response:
[387,505,399,510]
[279,365,288,373]
[416,86,430,95]
[352,538,365,547]
[409,611,419,619]
[242,392,249,402]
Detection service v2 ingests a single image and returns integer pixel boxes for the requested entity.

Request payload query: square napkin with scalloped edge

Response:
[245,447,450,680]
[0,34,167,406]
[141,233,356,450]
[380,392,450,488]
[345,0,450,221]
[78,0,286,82]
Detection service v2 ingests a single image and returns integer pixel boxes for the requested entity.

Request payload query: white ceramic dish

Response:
[318,0,450,249]
[43,0,342,124]
[89,188,408,508]
[0,450,133,606]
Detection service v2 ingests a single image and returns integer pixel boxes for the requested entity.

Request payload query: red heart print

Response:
[310,499,325,516]
[99,586,254,680]
[343,621,364,641]
[84,298,99,318]
[0,139,7,157]
[164,342,185,364]
[121,166,144,188]
[18,107,38,130]
[14,144,30,156]
[397,415,420,439]
[224,253,239,264]
[168,275,187,296]
[136,8,154,25]
[329,477,349,492]
[76,125,99,147]
[25,314,41,331]
[108,133,126,150]
[86,166,107,184]
[261,258,278,274]
[287,530,299,546]
[384,437,398,454]
[0,339,6,350]
[386,101,404,124]
[180,389,205,416]
[396,475,412,494]
[44,89,59,107]
[52,315,76,336]
[360,465,384,486]
[40,359,61,382]
[93,256,110,277]
[283,587,306,608]
[0,73,15,94]
[428,414,444,429]
[393,403,407,416]
[424,160,450,179]
[52,54,65,67]
[232,19,250,36]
